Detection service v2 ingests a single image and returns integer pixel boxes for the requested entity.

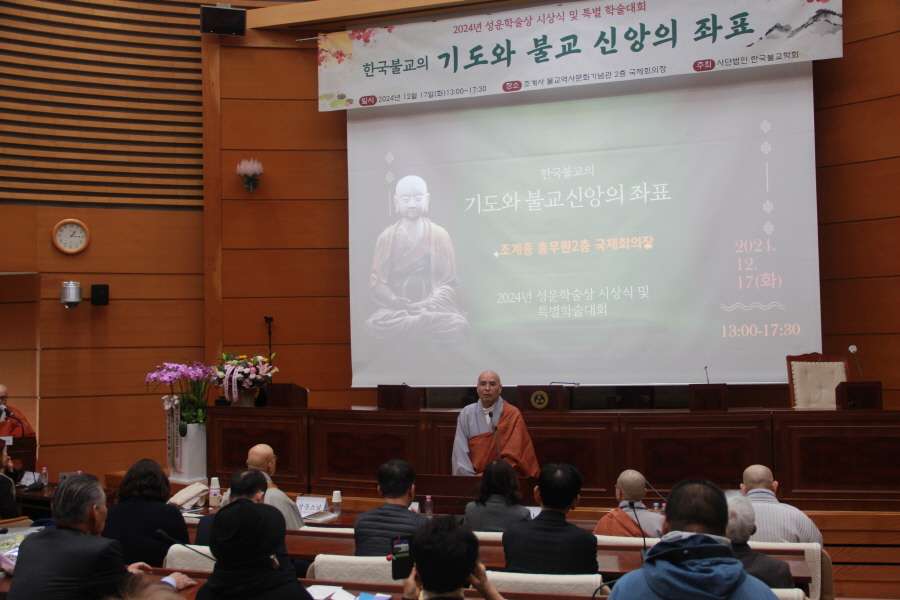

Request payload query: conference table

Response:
[0,574,601,600]
[183,520,811,585]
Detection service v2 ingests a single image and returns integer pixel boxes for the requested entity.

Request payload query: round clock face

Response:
[53,219,90,254]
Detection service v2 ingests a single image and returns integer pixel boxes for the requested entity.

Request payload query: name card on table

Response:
[296,497,329,517]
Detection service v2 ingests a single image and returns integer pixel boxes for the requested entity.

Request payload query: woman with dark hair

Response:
[102,459,190,567]
[0,439,21,519]
[464,460,532,532]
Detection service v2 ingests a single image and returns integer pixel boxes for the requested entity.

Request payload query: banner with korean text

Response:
[318,0,842,111]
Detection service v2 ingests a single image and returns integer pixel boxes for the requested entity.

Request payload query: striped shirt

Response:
[746,489,823,545]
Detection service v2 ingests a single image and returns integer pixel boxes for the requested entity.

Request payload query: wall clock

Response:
[52,219,90,254]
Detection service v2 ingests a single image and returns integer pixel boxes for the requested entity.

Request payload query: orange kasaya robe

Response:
[0,406,35,437]
[467,402,540,478]
[593,507,651,537]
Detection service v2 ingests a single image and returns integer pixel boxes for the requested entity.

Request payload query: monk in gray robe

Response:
[366,176,469,343]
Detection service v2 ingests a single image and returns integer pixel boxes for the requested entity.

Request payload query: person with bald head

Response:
[365,175,470,343]
[593,469,664,537]
[221,445,304,530]
[0,383,35,437]
[740,464,822,544]
[451,371,539,477]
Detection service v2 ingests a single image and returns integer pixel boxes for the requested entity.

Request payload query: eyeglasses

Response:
[0,396,7,401]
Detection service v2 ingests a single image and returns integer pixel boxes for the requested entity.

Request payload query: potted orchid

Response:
[214,352,279,406]
[144,361,215,483]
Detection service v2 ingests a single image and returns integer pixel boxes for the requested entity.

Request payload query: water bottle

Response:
[424,495,433,518]
[652,502,660,514]
[661,502,667,516]
[41,467,49,486]
[332,490,342,516]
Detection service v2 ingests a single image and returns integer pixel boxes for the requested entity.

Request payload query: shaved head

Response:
[616,469,647,502]
[247,444,276,475]
[0,384,7,400]
[742,464,775,491]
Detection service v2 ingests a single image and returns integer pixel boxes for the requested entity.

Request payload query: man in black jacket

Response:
[502,463,599,574]
[354,459,428,556]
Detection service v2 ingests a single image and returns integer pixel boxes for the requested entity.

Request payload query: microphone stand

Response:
[155,529,216,562]
[629,501,647,563]
[488,411,502,460]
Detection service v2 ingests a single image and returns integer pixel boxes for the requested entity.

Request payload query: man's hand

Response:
[468,562,504,600]
[126,562,152,576]
[168,572,197,590]
[401,567,422,599]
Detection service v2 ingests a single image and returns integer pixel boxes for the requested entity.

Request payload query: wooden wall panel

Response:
[814,95,900,167]
[40,347,204,399]
[38,440,166,479]
[222,200,349,248]
[813,33,900,109]
[264,344,353,390]
[40,300,204,349]
[222,298,350,345]
[843,0,900,43]
[817,158,900,224]
[38,274,203,301]
[40,395,166,446]
[818,220,900,280]
[0,350,37,398]
[220,152,348,200]
[0,274,39,304]
[36,208,204,275]
[0,206,36,271]
[220,47,318,99]
[820,278,900,335]
[0,302,38,350]
[221,100,347,150]
[222,249,349,297]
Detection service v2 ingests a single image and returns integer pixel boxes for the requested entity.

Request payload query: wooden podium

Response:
[377,384,424,411]
[689,384,728,411]
[267,382,308,408]
[836,381,882,410]
[517,385,571,412]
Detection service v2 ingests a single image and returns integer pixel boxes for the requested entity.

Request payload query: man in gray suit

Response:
[7,474,194,600]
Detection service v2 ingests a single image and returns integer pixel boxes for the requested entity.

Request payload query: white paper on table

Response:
[305,585,345,600]
[296,496,329,517]
[527,506,541,518]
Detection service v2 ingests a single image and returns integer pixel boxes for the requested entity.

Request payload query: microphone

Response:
[155,529,216,562]
[23,481,45,492]
[644,478,666,503]
[279,467,293,478]
[450,479,485,518]
[1,408,26,437]
[488,411,502,460]
[704,366,710,385]
[629,501,646,563]
[849,345,865,381]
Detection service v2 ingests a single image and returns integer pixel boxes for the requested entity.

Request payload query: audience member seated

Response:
[221,443,304,529]
[196,468,296,575]
[0,439,22,519]
[7,473,195,600]
[741,465,823,545]
[594,469,664,538]
[502,463,598,574]
[354,459,428,556]
[102,458,190,567]
[196,499,313,600]
[465,460,532,532]
[401,516,506,600]
[608,479,777,600]
[0,383,35,437]
[726,490,794,589]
